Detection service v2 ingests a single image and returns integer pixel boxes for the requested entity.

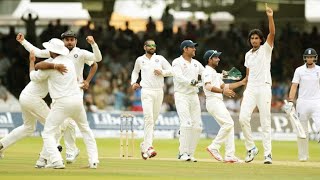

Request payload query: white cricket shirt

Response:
[131,53,172,90]
[202,65,223,100]
[292,64,320,100]
[172,56,204,94]
[21,39,101,83]
[244,42,273,87]
[30,56,81,99]
[21,59,54,98]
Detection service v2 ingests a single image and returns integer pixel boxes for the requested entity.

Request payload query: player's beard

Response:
[146,49,155,55]
[66,44,75,51]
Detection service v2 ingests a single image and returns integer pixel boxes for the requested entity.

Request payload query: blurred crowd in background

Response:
[1,11,320,114]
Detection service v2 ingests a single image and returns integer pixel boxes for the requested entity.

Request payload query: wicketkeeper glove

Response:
[190,79,198,86]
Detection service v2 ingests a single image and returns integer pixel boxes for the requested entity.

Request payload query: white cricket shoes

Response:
[66,148,80,164]
[245,146,259,163]
[299,157,308,162]
[89,162,98,169]
[224,156,243,163]
[140,143,157,160]
[35,157,47,168]
[45,161,65,169]
[206,146,223,161]
[264,154,272,164]
[190,156,198,162]
[146,147,157,158]
[178,152,191,161]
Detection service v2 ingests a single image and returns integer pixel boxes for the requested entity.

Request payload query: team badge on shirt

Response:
[155,59,159,62]
[194,64,197,67]
[74,54,78,58]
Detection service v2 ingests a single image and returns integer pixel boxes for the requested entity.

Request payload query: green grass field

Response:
[1,138,320,180]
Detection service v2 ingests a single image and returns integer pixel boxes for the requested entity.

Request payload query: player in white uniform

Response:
[285,48,320,161]
[131,39,173,160]
[16,31,101,163]
[29,38,99,169]
[238,3,275,164]
[0,56,65,159]
[202,50,245,163]
[172,40,204,162]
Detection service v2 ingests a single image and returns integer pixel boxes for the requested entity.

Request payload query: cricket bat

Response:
[284,100,307,139]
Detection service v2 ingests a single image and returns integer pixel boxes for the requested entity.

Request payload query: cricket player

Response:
[131,39,173,160]
[202,50,245,163]
[172,40,204,162]
[16,30,101,163]
[284,48,320,161]
[239,3,275,164]
[0,55,66,160]
[30,38,99,169]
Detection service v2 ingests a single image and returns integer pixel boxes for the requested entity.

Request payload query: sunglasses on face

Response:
[145,44,156,48]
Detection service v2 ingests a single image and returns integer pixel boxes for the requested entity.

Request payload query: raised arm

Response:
[29,52,49,82]
[265,3,275,47]
[16,33,50,58]
[83,36,102,62]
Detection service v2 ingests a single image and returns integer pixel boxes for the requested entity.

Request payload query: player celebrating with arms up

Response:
[239,3,275,164]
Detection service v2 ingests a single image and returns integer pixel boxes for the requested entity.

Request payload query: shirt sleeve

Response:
[29,70,49,82]
[172,60,190,85]
[202,69,212,84]
[292,68,300,84]
[82,43,102,63]
[21,39,50,58]
[198,62,205,75]
[131,58,141,85]
[161,57,173,77]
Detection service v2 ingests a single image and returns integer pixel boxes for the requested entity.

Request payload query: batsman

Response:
[284,48,320,162]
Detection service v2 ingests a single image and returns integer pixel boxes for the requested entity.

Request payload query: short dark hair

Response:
[247,29,265,48]
[144,39,155,46]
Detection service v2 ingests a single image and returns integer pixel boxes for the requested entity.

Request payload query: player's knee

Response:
[224,122,234,131]
[24,125,36,136]
[239,114,250,124]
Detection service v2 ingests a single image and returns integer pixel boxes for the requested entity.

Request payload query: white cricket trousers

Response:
[239,84,272,156]
[175,92,202,156]
[40,95,98,164]
[140,88,163,151]
[296,98,320,160]
[206,97,235,157]
[0,93,49,150]
[58,118,78,155]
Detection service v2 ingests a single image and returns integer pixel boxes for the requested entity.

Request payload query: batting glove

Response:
[283,101,293,114]
[190,79,198,86]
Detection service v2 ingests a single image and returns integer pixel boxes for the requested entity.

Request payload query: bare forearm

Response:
[268,16,275,36]
[29,61,35,73]
[288,85,298,102]
[228,81,242,90]
[86,63,98,83]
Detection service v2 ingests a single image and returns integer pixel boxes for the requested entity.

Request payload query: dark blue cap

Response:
[203,50,222,61]
[180,40,198,51]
